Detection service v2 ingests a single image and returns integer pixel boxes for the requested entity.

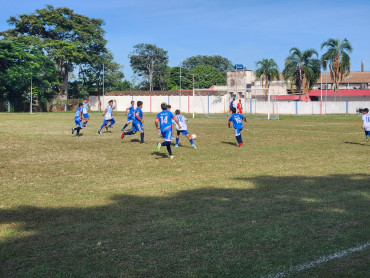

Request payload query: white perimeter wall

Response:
[89,95,369,115]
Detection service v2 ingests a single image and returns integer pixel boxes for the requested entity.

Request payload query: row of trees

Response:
[256,39,352,100]
[0,5,233,111]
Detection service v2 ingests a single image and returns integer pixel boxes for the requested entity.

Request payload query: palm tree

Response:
[283,48,321,101]
[255,58,279,100]
[321,38,352,101]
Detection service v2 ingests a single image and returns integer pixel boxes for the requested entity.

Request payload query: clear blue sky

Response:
[1,0,369,81]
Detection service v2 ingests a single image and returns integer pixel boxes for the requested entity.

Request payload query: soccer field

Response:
[0,112,369,277]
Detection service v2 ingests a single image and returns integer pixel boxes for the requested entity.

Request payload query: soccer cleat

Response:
[72,128,74,134]
[192,144,196,149]
[175,144,178,147]
[141,142,146,144]
[367,138,369,142]
[237,142,243,147]
[105,125,109,131]
[170,155,174,159]
[156,142,161,152]
[98,130,102,134]
[121,131,125,139]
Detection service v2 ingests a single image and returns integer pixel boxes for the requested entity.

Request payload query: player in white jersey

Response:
[82,99,90,127]
[98,100,116,134]
[361,108,370,142]
[174,110,196,149]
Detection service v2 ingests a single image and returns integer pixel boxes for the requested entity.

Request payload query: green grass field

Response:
[0,112,369,277]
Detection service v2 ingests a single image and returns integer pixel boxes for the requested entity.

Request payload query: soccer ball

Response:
[191,134,197,140]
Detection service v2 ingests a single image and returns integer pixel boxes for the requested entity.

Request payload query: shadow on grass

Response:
[344,141,370,146]
[0,174,369,277]
[150,151,169,159]
[221,141,237,146]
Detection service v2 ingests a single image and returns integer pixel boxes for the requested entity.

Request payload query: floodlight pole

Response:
[191,73,196,118]
[179,64,182,110]
[102,64,105,111]
[267,88,271,120]
[324,60,328,115]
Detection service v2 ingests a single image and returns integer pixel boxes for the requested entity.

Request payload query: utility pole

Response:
[190,73,198,118]
[102,64,105,111]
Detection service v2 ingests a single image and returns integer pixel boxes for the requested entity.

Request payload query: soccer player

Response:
[98,100,116,134]
[121,101,135,138]
[228,107,247,147]
[174,109,196,149]
[72,103,84,136]
[155,103,181,159]
[229,97,235,114]
[237,99,243,114]
[121,101,145,144]
[82,98,90,127]
[361,108,370,142]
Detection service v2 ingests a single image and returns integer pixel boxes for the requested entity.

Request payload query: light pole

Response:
[102,64,105,111]
[190,73,198,118]
[179,63,182,110]
[325,60,328,114]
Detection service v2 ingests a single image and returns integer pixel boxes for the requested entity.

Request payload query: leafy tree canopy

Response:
[181,55,233,73]
[188,65,227,89]
[0,40,57,111]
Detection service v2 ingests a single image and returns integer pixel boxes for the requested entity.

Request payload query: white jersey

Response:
[175,114,188,130]
[83,102,88,114]
[104,105,113,120]
[362,113,370,131]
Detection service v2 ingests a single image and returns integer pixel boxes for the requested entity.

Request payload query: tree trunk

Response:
[149,71,153,91]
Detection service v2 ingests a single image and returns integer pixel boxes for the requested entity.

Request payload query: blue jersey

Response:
[230,100,234,109]
[228,113,244,129]
[156,110,175,132]
[128,106,135,118]
[133,107,143,123]
[75,108,83,120]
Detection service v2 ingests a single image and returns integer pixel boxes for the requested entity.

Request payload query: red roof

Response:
[309,90,370,96]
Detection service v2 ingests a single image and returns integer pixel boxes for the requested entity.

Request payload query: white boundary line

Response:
[262,242,369,278]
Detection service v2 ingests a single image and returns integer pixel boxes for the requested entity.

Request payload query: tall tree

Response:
[0,40,56,111]
[321,38,352,100]
[1,5,107,97]
[255,58,280,100]
[283,48,321,101]
[188,65,227,89]
[129,43,168,91]
[182,55,233,73]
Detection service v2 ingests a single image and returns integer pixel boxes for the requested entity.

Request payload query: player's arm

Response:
[79,110,83,121]
[172,117,181,127]
[155,118,160,131]
[228,120,231,128]
[102,108,107,116]
[136,112,143,123]
[361,120,364,129]
[125,107,129,116]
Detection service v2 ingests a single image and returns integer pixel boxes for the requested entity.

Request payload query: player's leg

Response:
[365,130,369,142]
[83,113,90,126]
[160,130,173,157]
[122,120,131,131]
[184,131,196,148]
[123,123,138,137]
[98,119,108,134]
[107,118,115,128]
[175,130,180,147]
[235,128,243,147]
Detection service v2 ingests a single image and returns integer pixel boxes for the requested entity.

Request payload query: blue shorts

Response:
[177,130,189,136]
[365,130,370,136]
[234,127,243,136]
[133,122,144,132]
[162,130,172,141]
[83,113,90,119]
[75,119,83,128]
[127,116,134,122]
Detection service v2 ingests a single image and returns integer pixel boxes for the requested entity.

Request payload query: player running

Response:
[237,99,243,114]
[72,103,84,137]
[121,100,135,139]
[228,107,247,147]
[229,97,235,115]
[155,103,181,159]
[82,98,90,127]
[174,109,196,149]
[121,101,145,144]
[98,100,116,134]
[361,108,370,142]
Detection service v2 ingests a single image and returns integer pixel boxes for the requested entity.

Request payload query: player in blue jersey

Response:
[228,107,247,147]
[361,108,370,142]
[174,109,196,148]
[155,103,181,159]
[121,101,135,139]
[121,101,145,144]
[82,98,90,127]
[72,103,84,137]
[229,97,235,115]
[98,100,116,134]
